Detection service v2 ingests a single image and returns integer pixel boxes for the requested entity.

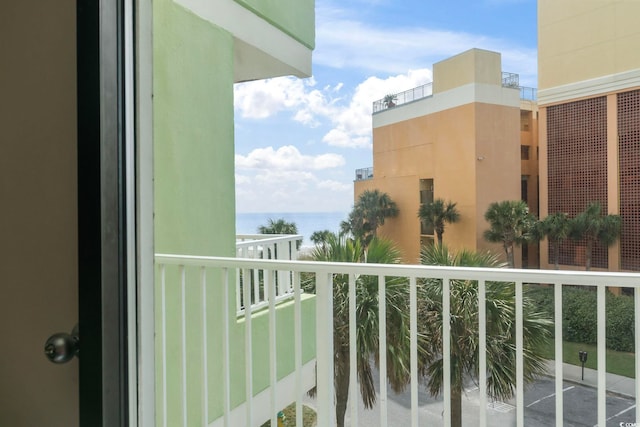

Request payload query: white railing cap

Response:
[155,254,640,288]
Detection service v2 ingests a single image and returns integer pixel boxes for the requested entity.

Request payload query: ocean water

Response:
[236,212,348,248]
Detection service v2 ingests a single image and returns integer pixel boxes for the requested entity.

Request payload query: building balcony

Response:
[236,234,304,314]
[155,247,640,427]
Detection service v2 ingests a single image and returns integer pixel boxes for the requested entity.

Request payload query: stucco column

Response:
[606,94,620,271]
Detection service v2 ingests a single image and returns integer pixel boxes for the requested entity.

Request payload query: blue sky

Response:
[234,0,537,213]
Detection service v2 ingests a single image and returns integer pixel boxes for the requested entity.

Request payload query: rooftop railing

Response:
[155,253,640,427]
[355,166,373,181]
[373,72,537,113]
[372,83,433,113]
[519,86,537,101]
[502,71,520,88]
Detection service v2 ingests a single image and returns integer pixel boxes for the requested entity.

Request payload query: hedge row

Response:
[526,285,635,352]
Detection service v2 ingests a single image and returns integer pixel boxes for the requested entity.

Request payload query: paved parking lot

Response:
[524,377,635,427]
[307,371,637,426]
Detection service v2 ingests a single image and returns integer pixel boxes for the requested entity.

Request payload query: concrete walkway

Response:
[544,360,636,398]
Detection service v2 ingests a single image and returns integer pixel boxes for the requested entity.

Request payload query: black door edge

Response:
[77,0,129,425]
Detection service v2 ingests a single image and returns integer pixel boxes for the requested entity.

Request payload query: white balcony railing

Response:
[235,234,303,314]
[155,254,640,427]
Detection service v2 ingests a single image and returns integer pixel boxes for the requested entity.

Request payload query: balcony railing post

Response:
[315,272,335,427]
[200,267,209,426]
[160,264,168,427]
[268,269,278,427]
[180,266,188,427]
[597,285,606,426]
[636,288,640,426]
[442,278,451,427]
[294,272,303,427]
[409,276,418,427]
[348,274,358,426]
[515,281,524,427]
[244,265,254,426]
[478,279,487,427]
[378,275,388,427]
[221,268,231,427]
[554,282,563,427]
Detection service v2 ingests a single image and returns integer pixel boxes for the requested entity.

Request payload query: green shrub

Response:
[563,287,598,345]
[606,291,635,352]
[523,285,634,352]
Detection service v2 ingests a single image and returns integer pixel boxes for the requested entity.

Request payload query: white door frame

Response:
[130,0,156,425]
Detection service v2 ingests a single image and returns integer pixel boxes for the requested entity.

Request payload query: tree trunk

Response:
[585,240,593,271]
[437,232,443,246]
[553,241,560,269]
[450,385,463,427]
[505,243,515,268]
[335,354,350,427]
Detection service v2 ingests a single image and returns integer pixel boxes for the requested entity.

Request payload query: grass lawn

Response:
[259,403,317,427]
[540,339,636,378]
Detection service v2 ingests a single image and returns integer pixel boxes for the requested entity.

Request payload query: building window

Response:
[521,111,530,131]
[521,175,529,202]
[521,145,530,160]
[618,89,640,271]
[419,179,434,236]
[547,96,608,268]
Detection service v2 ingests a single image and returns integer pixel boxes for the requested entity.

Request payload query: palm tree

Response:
[538,212,571,269]
[258,218,300,254]
[305,234,413,427]
[383,93,397,108]
[310,229,333,253]
[417,198,460,246]
[339,209,368,242]
[483,200,537,268]
[569,202,622,270]
[341,189,398,246]
[257,218,298,235]
[419,245,552,427]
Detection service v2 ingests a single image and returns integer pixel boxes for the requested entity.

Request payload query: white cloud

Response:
[318,180,352,192]
[314,5,537,83]
[235,69,432,149]
[235,174,251,185]
[314,15,480,74]
[322,68,433,148]
[235,145,345,171]
[235,168,353,213]
[234,145,353,211]
[235,76,348,132]
[234,77,321,119]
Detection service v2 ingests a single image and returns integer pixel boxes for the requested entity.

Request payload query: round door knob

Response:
[44,330,79,364]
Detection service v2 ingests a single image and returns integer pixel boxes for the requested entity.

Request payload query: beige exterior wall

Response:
[357,49,526,264]
[520,103,540,267]
[433,48,502,94]
[538,106,550,269]
[538,0,640,92]
[606,94,620,270]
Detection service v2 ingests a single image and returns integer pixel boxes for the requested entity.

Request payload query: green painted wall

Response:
[234,0,315,49]
[154,0,316,425]
[154,0,236,258]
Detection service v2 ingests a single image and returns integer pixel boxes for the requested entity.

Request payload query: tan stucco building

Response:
[538,0,640,271]
[355,49,538,265]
